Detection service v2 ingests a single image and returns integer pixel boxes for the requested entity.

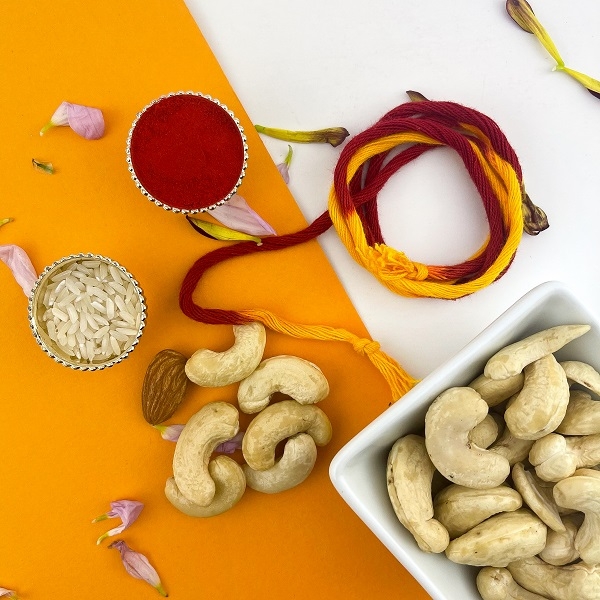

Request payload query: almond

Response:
[142,349,189,425]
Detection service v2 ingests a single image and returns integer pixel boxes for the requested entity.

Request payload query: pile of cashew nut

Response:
[165,322,332,518]
[387,324,600,600]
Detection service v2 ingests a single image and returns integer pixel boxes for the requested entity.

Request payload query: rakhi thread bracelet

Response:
[179,97,547,400]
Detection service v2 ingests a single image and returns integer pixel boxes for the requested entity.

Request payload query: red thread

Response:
[180,100,524,322]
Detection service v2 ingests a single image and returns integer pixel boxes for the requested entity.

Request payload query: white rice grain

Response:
[39,258,142,364]
[109,336,120,355]
[109,265,123,283]
[52,307,69,322]
[66,304,78,323]
[106,297,115,320]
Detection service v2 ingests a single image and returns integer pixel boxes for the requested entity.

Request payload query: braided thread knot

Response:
[366,244,429,281]
[352,338,381,356]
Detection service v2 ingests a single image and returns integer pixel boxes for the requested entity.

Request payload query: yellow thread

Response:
[232,125,524,401]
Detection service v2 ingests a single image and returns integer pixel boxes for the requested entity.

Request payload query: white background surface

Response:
[183,0,600,383]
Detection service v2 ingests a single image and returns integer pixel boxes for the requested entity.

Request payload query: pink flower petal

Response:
[0,588,18,599]
[0,245,38,297]
[49,101,71,127]
[66,103,105,139]
[210,194,276,237]
[94,499,144,544]
[215,431,245,454]
[109,540,167,596]
[276,162,290,184]
[155,424,184,442]
[276,144,293,184]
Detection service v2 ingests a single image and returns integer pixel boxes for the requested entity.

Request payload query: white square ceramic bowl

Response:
[329,281,600,600]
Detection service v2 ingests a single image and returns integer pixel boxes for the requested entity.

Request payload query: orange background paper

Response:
[0,2,429,598]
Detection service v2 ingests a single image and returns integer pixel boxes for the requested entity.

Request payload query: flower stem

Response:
[92,513,109,523]
[284,144,293,166]
[0,218,13,229]
[39,122,52,136]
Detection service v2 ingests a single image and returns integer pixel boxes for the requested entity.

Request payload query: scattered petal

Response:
[210,195,276,237]
[276,145,293,184]
[555,65,600,99]
[66,103,105,139]
[154,424,184,442]
[40,101,104,139]
[255,124,349,147]
[109,540,167,597]
[32,158,54,174]
[0,239,38,296]
[505,0,564,66]
[0,588,19,599]
[186,215,262,245]
[93,500,144,545]
[215,431,245,454]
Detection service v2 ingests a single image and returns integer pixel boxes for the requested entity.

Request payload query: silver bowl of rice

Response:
[28,253,146,370]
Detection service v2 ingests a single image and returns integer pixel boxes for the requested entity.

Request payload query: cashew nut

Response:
[504,354,569,440]
[476,567,551,600]
[469,372,524,407]
[469,413,503,449]
[387,434,449,553]
[433,483,522,539]
[242,433,317,494]
[508,556,600,600]
[489,426,535,466]
[484,324,590,380]
[529,433,600,482]
[165,455,246,517]
[553,468,600,565]
[557,390,600,436]
[242,400,332,471]
[511,462,565,533]
[237,355,329,414]
[539,513,583,566]
[185,322,266,387]
[172,401,239,506]
[424,387,510,489]
[560,360,600,395]
[445,509,547,567]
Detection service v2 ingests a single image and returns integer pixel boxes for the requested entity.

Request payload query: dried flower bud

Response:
[522,193,549,235]
[406,90,430,103]
[555,65,600,99]
[255,124,349,147]
[505,0,564,66]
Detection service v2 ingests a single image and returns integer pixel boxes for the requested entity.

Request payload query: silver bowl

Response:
[28,253,146,371]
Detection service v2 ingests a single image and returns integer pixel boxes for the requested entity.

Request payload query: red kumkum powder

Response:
[129,94,246,211]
